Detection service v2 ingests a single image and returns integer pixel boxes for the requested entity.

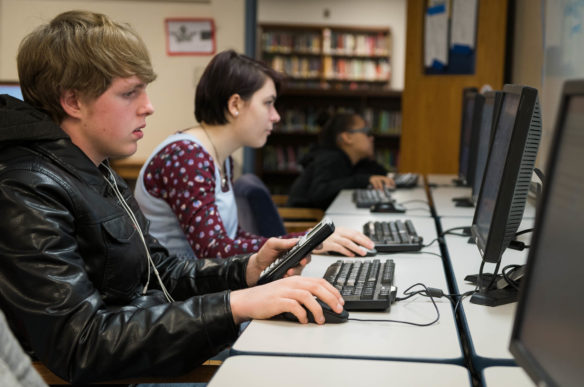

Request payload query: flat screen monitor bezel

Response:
[509,79,584,387]
[471,84,539,263]
[458,87,480,185]
[471,90,504,204]
[0,80,23,100]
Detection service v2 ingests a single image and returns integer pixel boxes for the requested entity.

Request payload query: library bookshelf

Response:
[257,24,401,194]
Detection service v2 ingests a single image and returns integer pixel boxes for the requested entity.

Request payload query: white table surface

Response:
[428,176,537,219]
[232,253,462,362]
[441,217,533,362]
[326,189,432,217]
[482,366,534,387]
[208,356,472,387]
[426,174,463,187]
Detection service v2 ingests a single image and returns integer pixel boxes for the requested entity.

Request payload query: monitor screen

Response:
[0,81,23,100]
[509,81,584,386]
[471,84,541,265]
[471,91,503,204]
[473,92,520,251]
[458,88,479,185]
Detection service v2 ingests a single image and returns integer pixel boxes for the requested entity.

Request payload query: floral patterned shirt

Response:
[142,138,301,258]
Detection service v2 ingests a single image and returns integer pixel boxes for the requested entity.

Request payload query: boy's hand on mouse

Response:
[246,237,310,286]
[369,175,395,190]
[313,226,374,257]
[230,276,343,324]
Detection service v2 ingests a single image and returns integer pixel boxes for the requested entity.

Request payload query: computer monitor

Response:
[469,84,541,306]
[453,90,502,208]
[470,91,504,205]
[509,79,584,386]
[455,87,482,187]
[0,81,23,100]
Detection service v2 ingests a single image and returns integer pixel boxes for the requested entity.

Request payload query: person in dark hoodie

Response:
[287,112,395,210]
[0,10,343,384]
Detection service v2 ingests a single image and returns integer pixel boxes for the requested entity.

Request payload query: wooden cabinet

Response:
[257,24,400,194]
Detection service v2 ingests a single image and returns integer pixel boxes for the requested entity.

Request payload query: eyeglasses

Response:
[346,127,374,136]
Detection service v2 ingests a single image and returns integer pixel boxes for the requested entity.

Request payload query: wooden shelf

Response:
[257,23,399,194]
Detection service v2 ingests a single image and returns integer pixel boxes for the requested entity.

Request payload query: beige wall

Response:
[510,0,546,169]
[0,0,244,165]
[257,0,407,90]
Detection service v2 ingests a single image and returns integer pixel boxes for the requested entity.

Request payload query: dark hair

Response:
[318,112,360,148]
[194,50,283,125]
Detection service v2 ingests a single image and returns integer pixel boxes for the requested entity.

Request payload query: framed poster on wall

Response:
[165,18,215,56]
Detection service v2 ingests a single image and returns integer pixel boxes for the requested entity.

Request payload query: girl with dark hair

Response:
[135,50,374,259]
[287,112,394,210]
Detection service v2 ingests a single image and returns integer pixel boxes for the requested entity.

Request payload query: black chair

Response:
[233,174,287,237]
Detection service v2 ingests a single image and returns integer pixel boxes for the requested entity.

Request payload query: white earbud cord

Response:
[102,164,175,302]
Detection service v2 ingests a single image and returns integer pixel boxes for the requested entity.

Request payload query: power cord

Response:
[348,283,440,327]
[440,226,472,237]
[515,228,534,237]
[422,237,443,248]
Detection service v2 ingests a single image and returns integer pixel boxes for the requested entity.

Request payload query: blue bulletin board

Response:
[424,0,479,75]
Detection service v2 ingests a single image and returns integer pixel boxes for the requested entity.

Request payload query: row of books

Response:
[323,29,390,56]
[268,56,321,79]
[262,144,398,173]
[374,148,399,172]
[262,31,321,54]
[262,145,312,172]
[276,107,402,135]
[261,30,390,57]
[322,57,390,81]
[267,55,390,82]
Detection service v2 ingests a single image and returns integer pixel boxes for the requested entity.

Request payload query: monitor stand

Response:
[452,178,466,186]
[469,287,519,307]
[452,196,474,207]
[465,266,525,307]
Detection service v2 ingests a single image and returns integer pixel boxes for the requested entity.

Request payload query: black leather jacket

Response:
[0,95,249,384]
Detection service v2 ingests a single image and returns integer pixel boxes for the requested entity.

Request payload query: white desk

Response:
[232,254,462,363]
[427,175,537,219]
[326,189,432,217]
[441,217,533,368]
[482,366,534,387]
[430,186,478,218]
[427,174,463,187]
[209,356,472,387]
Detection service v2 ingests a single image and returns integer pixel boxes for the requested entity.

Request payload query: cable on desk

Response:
[454,290,478,315]
[440,226,472,237]
[349,283,440,327]
[422,237,443,248]
[515,228,534,237]
[401,250,443,259]
[508,240,530,251]
[501,264,523,290]
[403,207,432,212]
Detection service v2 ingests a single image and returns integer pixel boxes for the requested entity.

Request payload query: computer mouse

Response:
[277,298,349,324]
[370,201,406,213]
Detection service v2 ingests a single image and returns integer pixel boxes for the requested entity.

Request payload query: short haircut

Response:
[195,49,283,125]
[318,112,360,148]
[17,10,157,123]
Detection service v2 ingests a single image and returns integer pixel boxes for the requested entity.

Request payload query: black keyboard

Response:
[323,259,396,311]
[363,220,424,252]
[352,188,394,208]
